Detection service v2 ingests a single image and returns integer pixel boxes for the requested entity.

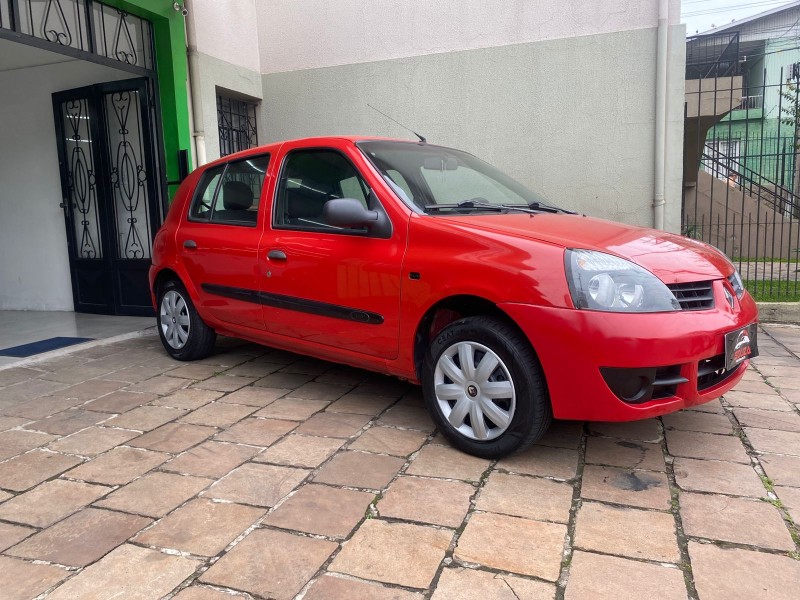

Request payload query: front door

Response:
[263,142,406,359]
[53,78,162,316]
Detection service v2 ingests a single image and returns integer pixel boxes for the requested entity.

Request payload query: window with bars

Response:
[216,93,259,156]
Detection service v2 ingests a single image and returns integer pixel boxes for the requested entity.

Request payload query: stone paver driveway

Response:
[0,325,799,599]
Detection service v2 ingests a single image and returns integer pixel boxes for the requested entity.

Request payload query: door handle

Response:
[183,240,197,249]
[267,249,287,260]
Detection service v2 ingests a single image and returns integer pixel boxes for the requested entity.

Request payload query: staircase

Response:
[683,148,800,260]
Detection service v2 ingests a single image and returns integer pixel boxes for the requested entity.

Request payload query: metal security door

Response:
[54,78,161,316]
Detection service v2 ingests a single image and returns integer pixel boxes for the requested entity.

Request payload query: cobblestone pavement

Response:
[0,325,799,599]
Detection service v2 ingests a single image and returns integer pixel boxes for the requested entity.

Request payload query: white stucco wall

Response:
[257,0,681,74]
[195,52,263,161]
[188,0,261,73]
[0,60,129,311]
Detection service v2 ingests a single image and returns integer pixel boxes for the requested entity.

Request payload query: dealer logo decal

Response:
[733,331,751,363]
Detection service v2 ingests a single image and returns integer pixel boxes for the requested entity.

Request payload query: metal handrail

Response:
[701,144,800,215]
[738,95,763,110]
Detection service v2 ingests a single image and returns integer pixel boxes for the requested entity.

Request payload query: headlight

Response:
[565,249,680,312]
[728,270,744,299]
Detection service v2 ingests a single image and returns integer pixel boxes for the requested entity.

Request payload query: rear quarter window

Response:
[189,166,224,220]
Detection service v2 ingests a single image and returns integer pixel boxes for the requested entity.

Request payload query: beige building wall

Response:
[190,0,261,73]
[256,0,682,74]
[191,0,685,230]
[187,0,264,162]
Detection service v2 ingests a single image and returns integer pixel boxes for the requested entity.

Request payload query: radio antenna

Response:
[367,104,426,143]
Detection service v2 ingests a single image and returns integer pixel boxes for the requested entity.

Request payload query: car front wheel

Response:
[157,279,216,361]
[422,316,552,458]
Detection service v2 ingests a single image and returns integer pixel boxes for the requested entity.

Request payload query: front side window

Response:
[189,155,269,226]
[358,140,557,214]
[274,149,373,232]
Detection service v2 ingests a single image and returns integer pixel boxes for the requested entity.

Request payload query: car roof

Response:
[204,136,420,168]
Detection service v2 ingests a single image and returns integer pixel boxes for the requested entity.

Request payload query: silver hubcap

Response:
[160,290,190,350]
[434,341,516,441]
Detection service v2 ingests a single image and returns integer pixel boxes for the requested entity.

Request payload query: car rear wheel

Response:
[157,279,216,361]
[422,315,552,458]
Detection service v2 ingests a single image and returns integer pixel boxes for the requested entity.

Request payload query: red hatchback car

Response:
[150,136,758,458]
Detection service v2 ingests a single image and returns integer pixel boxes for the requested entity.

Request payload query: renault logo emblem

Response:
[723,287,735,310]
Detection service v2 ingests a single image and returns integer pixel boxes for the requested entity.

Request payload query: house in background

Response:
[690,1,800,193]
[683,1,800,297]
[0,0,686,317]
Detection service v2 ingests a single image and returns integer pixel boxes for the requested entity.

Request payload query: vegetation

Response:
[682,222,702,240]
[780,81,800,141]
[745,279,800,302]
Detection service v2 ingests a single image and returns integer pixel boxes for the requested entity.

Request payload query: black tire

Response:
[421,315,552,459]
[156,279,216,361]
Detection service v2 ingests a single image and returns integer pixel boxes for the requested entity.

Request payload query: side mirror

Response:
[322,193,392,239]
[323,198,379,228]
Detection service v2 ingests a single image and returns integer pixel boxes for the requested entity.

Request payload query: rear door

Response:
[259,140,407,359]
[176,154,270,330]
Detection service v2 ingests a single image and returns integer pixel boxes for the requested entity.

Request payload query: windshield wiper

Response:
[426,200,576,215]
[425,200,538,214]
[528,201,577,215]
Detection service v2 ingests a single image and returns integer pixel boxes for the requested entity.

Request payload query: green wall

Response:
[708,117,796,190]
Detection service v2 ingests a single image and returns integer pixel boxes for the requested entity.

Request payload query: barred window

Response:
[216,93,259,156]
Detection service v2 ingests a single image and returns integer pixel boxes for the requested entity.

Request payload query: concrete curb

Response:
[756,302,800,325]
[0,326,157,373]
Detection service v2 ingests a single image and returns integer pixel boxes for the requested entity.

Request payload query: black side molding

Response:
[201,283,384,325]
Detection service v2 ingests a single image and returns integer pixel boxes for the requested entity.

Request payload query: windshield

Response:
[357,140,558,215]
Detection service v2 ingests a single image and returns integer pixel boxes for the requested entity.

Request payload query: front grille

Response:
[667,281,715,310]
[697,353,738,390]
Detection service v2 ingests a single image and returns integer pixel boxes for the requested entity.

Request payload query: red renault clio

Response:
[150,137,758,458]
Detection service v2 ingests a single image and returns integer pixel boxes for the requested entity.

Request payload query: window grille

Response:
[216,94,259,156]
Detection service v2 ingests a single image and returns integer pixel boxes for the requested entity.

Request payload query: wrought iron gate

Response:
[53,78,161,316]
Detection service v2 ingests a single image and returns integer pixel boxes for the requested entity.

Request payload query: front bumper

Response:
[499,281,759,421]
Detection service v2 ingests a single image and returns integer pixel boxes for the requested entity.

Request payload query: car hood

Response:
[436,213,733,283]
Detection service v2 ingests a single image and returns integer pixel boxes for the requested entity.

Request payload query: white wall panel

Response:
[0,59,127,310]
[190,0,261,72]
[256,0,681,74]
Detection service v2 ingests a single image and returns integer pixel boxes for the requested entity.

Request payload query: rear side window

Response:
[189,155,269,226]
